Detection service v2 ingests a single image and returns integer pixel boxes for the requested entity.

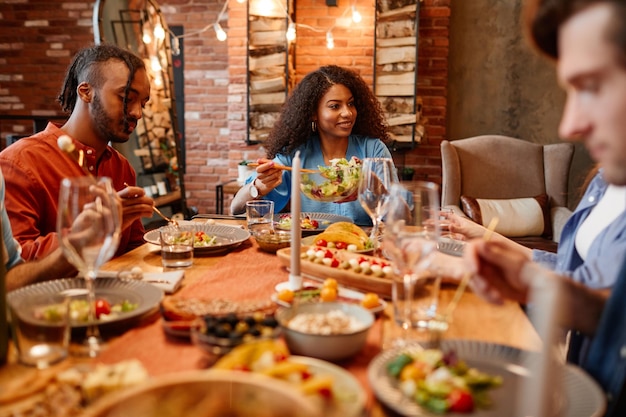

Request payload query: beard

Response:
[91,93,135,144]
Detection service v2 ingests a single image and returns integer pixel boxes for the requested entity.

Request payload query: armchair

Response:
[441,135,574,252]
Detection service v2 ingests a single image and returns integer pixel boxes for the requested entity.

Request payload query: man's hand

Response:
[463,240,533,305]
[118,185,154,231]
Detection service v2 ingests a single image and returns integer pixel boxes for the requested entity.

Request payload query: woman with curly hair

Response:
[231,65,395,225]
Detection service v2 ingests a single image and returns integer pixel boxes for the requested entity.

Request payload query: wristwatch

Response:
[249,180,260,199]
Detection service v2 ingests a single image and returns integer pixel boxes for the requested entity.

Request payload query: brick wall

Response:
[0,0,449,215]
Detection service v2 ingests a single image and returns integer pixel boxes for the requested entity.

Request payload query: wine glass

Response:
[358,158,396,245]
[56,177,121,357]
[383,181,444,342]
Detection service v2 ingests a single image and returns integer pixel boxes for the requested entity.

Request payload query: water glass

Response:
[160,229,194,268]
[8,292,70,368]
[392,270,449,333]
[246,200,274,237]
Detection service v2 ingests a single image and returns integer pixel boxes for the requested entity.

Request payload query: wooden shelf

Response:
[154,190,181,208]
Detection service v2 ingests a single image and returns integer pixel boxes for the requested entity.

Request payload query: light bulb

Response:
[150,56,162,72]
[326,31,334,50]
[142,29,152,44]
[171,37,180,56]
[352,6,362,23]
[214,23,227,42]
[286,22,296,42]
[236,0,245,3]
[154,76,163,87]
[154,23,165,41]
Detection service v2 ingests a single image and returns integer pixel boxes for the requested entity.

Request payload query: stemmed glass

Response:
[358,158,397,244]
[383,181,444,343]
[56,177,121,357]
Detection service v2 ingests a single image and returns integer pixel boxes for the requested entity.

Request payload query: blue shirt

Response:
[582,258,626,416]
[0,170,23,270]
[245,135,394,226]
[532,172,626,289]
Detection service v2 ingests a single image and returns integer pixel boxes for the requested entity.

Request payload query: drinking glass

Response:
[56,177,121,357]
[358,158,396,244]
[383,182,445,337]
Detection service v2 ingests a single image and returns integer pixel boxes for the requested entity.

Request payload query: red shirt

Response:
[0,123,145,261]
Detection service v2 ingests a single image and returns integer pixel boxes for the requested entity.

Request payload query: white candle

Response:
[289,151,302,290]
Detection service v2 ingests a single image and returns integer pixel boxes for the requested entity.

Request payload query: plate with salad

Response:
[368,339,605,416]
[7,277,163,336]
[144,224,250,255]
[274,212,352,234]
[300,157,361,203]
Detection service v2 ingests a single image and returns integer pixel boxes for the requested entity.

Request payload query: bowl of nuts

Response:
[275,302,374,362]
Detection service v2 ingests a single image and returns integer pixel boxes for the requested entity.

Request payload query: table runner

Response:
[96,239,383,406]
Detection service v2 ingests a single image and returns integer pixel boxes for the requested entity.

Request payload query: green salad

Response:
[387,348,502,413]
[300,157,361,202]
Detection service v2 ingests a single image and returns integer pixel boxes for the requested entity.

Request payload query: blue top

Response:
[532,171,626,289]
[245,135,394,226]
[0,169,23,270]
[582,258,626,416]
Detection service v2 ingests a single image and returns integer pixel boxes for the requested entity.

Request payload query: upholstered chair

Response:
[440,135,575,252]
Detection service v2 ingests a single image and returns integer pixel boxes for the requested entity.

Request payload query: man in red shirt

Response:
[0,44,154,261]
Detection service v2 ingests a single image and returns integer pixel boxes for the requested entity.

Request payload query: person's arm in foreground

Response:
[463,240,607,337]
[6,248,75,292]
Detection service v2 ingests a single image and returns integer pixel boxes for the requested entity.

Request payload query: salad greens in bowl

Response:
[300,157,361,203]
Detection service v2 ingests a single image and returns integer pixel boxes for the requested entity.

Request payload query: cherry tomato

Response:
[315,239,328,247]
[95,299,111,319]
[323,278,338,290]
[277,289,295,303]
[361,293,380,309]
[318,387,333,399]
[320,287,338,302]
[334,241,348,250]
[329,258,340,268]
[448,389,474,413]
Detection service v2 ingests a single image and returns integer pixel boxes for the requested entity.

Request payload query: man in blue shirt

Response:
[464,1,626,415]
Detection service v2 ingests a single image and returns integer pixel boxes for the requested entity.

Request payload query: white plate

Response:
[7,278,163,331]
[274,212,352,234]
[368,339,606,417]
[143,223,250,255]
[273,280,386,314]
[290,355,366,417]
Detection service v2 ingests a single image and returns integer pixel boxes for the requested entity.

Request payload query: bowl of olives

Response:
[190,312,281,356]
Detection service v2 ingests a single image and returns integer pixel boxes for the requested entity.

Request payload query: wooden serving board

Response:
[276,246,395,298]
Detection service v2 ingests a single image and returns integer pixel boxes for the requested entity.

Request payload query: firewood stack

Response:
[376,0,426,145]
[248,0,294,143]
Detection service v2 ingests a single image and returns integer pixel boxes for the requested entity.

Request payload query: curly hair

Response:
[57,44,146,115]
[526,0,626,66]
[264,65,389,158]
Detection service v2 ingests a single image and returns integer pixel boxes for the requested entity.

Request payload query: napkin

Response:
[98,270,184,294]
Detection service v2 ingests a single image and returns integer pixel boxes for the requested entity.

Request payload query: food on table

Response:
[301,157,361,202]
[276,278,382,310]
[213,339,335,399]
[161,296,276,321]
[193,230,218,247]
[286,309,367,335]
[35,298,139,323]
[387,348,502,413]
[302,247,394,278]
[196,312,280,345]
[0,359,148,415]
[276,214,320,230]
[313,222,372,251]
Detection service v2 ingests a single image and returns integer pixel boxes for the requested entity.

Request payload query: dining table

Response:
[0,219,542,416]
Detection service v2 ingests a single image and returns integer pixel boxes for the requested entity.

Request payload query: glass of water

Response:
[246,200,274,237]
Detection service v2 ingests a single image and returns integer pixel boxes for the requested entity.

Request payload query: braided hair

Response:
[57,44,146,116]
[264,65,389,158]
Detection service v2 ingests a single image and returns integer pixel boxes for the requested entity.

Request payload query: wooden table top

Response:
[0,220,542,415]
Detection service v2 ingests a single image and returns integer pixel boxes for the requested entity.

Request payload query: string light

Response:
[326,31,334,50]
[214,23,227,41]
[150,56,162,71]
[163,0,367,53]
[142,29,152,44]
[153,23,166,41]
[351,6,362,23]
[286,22,296,42]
